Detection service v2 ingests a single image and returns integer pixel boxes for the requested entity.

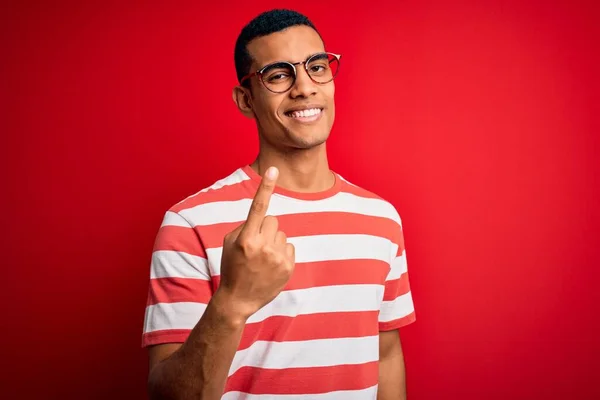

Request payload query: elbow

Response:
[147,362,204,400]
[147,363,178,400]
[147,367,166,400]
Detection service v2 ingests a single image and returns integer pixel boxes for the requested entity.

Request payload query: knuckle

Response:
[261,244,274,256]
[285,263,294,274]
[237,238,257,255]
[286,255,295,269]
[263,246,283,265]
[273,254,285,266]
[250,201,266,214]
[261,181,275,191]
[264,215,278,223]
[265,215,279,227]
[266,217,279,231]
[286,244,296,259]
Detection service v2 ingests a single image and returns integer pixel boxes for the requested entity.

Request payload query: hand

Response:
[216,166,295,320]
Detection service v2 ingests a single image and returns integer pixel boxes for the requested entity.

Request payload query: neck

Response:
[250,142,334,193]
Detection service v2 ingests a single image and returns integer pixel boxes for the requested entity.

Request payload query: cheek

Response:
[326,85,335,114]
[256,97,285,122]
[324,84,335,107]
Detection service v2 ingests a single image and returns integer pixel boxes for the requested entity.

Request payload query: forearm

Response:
[378,352,406,399]
[378,336,407,400]
[148,290,246,400]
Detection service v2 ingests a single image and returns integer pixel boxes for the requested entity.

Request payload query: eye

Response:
[267,72,290,82]
[308,59,330,75]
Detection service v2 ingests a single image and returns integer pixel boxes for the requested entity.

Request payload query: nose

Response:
[289,64,317,98]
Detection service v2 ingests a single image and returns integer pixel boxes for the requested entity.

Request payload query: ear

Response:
[232,85,255,119]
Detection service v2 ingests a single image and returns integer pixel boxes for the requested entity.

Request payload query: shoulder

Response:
[337,172,403,227]
[164,167,252,224]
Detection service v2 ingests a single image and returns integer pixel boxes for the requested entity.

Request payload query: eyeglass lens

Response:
[261,53,340,93]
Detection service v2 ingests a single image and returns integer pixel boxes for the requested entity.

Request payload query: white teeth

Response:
[289,108,321,118]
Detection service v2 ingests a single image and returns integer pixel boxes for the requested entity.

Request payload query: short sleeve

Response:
[142,211,214,347]
[379,210,416,331]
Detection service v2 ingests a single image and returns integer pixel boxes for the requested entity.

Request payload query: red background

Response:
[2,0,599,399]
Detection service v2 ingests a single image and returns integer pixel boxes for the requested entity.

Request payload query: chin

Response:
[286,129,330,149]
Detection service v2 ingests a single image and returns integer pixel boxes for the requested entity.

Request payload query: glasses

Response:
[240,52,341,93]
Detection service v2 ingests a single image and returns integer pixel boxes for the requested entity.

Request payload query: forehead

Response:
[246,25,325,68]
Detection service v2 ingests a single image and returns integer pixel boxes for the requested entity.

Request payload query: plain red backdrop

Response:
[2,0,599,399]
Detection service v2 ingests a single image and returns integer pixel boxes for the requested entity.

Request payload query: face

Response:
[233,25,336,150]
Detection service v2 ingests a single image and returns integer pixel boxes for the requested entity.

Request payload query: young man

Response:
[143,9,416,400]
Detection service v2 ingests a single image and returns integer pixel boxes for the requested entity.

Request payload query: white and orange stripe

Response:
[142,165,416,398]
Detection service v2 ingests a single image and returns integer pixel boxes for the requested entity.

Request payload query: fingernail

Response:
[266,167,278,180]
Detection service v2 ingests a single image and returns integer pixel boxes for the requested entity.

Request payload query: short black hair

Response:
[234,9,321,85]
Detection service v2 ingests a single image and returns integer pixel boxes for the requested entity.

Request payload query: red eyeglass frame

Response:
[239,52,341,92]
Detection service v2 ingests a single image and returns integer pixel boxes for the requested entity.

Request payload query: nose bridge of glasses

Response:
[292,60,315,83]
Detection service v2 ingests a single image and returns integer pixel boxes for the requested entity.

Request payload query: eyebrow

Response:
[260,61,291,71]
[259,51,327,70]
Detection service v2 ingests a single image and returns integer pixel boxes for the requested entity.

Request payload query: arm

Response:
[147,290,246,400]
[377,206,416,399]
[378,329,406,400]
[146,166,294,400]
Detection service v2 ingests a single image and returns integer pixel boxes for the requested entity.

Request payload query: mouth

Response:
[284,107,324,123]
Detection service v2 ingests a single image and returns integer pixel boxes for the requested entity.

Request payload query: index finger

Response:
[242,166,279,235]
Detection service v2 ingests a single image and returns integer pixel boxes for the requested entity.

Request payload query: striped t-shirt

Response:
[142,165,416,399]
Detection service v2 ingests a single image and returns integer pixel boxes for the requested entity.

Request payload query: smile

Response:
[285,107,323,122]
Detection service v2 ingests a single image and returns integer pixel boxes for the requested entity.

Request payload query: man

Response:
[143,9,416,400]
